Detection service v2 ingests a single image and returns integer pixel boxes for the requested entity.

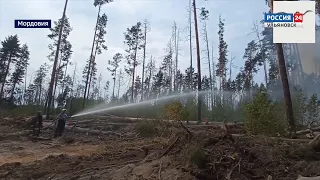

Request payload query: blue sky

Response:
[0,0,269,93]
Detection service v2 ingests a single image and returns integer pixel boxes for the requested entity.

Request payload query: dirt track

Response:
[0,141,99,165]
[0,117,319,180]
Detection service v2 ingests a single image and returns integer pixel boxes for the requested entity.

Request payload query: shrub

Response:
[164,101,188,121]
[306,93,320,125]
[135,120,158,137]
[244,90,286,136]
[292,88,307,127]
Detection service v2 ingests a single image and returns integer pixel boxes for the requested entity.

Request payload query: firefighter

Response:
[31,111,43,136]
[54,109,68,138]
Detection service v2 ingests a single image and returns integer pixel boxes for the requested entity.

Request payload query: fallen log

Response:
[231,134,311,143]
[69,120,242,130]
[42,122,121,136]
[77,122,129,126]
[160,136,180,158]
[70,116,243,126]
[297,126,320,135]
[71,126,120,136]
[297,175,320,180]
[69,120,95,124]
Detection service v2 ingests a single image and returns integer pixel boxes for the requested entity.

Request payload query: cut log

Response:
[42,122,120,136]
[70,116,243,127]
[297,126,320,135]
[231,134,311,143]
[71,126,120,136]
[78,123,129,126]
[297,175,320,180]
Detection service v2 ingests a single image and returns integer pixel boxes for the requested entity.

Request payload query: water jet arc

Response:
[72,90,218,117]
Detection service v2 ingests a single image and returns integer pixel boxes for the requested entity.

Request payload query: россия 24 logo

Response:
[264,10,313,28]
[276,10,313,23]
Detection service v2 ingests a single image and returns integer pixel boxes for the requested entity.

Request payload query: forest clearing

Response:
[0,115,318,180]
[1,0,320,179]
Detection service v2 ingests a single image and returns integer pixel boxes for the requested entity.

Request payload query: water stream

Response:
[71,90,220,118]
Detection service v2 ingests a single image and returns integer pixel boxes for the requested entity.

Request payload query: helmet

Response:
[62,109,67,112]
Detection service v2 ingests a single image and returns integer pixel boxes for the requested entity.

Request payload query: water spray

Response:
[72,90,229,118]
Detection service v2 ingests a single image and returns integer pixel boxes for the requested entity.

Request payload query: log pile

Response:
[68,115,243,129]
[42,122,120,136]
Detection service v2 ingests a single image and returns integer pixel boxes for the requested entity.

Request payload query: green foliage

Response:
[306,93,320,124]
[164,101,184,120]
[135,120,158,137]
[292,88,307,127]
[0,35,27,101]
[244,91,286,136]
[0,105,63,118]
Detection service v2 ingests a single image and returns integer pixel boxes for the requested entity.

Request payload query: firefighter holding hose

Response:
[54,109,69,138]
[30,111,43,137]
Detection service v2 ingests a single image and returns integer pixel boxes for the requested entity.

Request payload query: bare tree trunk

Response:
[61,59,70,94]
[229,55,234,104]
[276,43,296,134]
[141,20,148,100]
[68,63,76,112]
[211,42,216,106]
[188,0,193,90]
[10,80,17,101]
[0,54,12,100]
[38,80,42,105]
[175,30,179,92]
[52,57,62,110]
[270,0,296,135]
[46,0,68,118]
[24,67,27,104]
[252,21,268,87]
[193,0,202,123]
[83,4,101,109]
[87,28,103,101]
[147,56,153,98]
[168,40,173,93]
[87,64,94,101]
[204,21,214,121]
[97,73,102,100]
[173,22,179,92]
[131,43,138,103]
[112,71,116,99]
[117,69,122,99]
[293,43,303,85]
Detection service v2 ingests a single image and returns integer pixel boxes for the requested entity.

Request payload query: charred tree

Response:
[45,0,68,118]
[192,0,202,123]
[269,0,296,135]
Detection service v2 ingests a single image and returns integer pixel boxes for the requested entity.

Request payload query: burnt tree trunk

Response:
[270,0,296,135]
[192,0,202,123]
[82,4,101,109]
[46,0,68,118]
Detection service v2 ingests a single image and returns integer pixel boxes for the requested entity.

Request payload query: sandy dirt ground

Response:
[0,117,319,180]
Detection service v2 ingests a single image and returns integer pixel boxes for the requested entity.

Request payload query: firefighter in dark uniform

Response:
[54,109,68,138]
[31,111,43,136]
